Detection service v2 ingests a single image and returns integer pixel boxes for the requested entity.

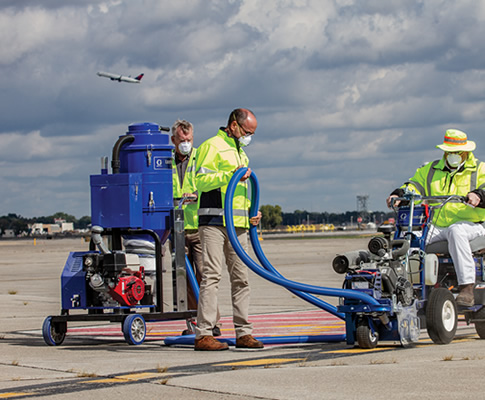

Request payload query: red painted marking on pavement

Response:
[64,310,344,341]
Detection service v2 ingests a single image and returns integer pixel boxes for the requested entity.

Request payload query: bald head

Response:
[226,108,257,139]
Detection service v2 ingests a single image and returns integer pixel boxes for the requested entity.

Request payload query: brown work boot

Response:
[235,334,264,349]
[194,336,228,351]
[456,284,475,307]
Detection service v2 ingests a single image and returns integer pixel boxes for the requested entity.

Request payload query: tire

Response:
[473,307,485,339]
[356,321,378,349]
[426,288,457,344]
[122,314,146,345]
[42,316,67,346]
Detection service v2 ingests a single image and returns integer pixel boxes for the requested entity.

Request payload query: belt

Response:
[185,229,199,234]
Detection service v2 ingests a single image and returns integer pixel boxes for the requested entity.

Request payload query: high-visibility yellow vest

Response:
[172,148,198,230]
[403,152,485,227]
[195,129,250,229]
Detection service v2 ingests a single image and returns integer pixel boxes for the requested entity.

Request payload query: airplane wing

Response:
[97,71,122,81]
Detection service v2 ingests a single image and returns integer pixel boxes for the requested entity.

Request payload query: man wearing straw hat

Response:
[387,129,485,307]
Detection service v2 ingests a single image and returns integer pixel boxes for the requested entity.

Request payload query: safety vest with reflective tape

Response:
[195,129,250,229]
[172,148,198,230]
[403,152,485,227]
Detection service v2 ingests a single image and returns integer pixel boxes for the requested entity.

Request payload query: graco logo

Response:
[154,157,170,170]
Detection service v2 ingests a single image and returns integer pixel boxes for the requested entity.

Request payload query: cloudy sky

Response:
[2,0,485,219]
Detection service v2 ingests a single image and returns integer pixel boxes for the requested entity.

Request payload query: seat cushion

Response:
[426,236,485,255]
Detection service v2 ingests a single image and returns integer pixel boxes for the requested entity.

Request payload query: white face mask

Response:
[178,141,192,155]
[446,153,462,168]
[238,135,252,147]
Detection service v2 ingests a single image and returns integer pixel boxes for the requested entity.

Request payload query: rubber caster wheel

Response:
[42,316,67,346]
[426,287,457,344]
[122,314,146,345]
[356,321,378,349]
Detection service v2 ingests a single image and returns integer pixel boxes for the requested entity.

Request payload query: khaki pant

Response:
[195,225,252,339]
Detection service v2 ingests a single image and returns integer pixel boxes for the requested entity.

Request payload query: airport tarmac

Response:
[1,236,485,399]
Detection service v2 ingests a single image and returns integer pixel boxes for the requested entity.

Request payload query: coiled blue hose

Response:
[224,168,382,308]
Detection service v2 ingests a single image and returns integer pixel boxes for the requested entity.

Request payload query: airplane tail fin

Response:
[135,74,144,81]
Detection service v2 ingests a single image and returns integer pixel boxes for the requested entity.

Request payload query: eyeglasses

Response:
[445,151,464,155]
[236,122,255,137]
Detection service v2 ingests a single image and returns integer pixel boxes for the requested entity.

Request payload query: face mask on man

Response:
[238,135,252,147]
[178,141,192,155]
[446,153,463,168]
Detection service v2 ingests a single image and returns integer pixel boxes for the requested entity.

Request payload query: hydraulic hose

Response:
[224,168,383,308]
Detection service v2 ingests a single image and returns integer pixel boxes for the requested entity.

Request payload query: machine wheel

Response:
[472,307,485,339]
[426,288,457,344]
[356,321,378,349]
[42,316,67,346]
[122,314,146,345]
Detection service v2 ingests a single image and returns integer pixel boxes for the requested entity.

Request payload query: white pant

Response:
[427,221,485,285]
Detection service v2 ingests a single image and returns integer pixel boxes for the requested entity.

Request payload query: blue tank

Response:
[90,122,174,243]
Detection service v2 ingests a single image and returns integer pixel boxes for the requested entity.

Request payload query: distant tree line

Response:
[260,205,395,229]
[1,206,396,235]
[0,212,91,235]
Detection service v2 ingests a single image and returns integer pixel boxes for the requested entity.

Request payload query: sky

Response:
[2,0,485,219]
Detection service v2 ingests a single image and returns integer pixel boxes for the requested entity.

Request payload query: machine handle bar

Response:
[391,193,467,211]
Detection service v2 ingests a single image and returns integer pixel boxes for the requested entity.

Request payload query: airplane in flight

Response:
[96,71,144,83]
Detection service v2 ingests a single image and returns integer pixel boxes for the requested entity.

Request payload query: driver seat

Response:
[425,236,485,255]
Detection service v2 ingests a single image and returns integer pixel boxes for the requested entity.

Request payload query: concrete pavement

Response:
[1,237,484,399]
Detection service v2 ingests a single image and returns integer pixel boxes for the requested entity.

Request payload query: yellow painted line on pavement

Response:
[327,347,394,354]
[0,394,31,399]
[216,358,304,367]
[85,372,164,384]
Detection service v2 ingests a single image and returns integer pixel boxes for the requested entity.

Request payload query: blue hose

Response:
[164,333,345,346]
[223,168,382,307]
[185,255,199,302]
[246,172,344,319]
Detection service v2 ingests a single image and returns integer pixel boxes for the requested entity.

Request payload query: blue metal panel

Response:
[61,252,90,309]
[90,173,143,228]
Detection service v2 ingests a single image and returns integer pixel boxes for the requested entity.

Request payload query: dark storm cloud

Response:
[2,0,485,217]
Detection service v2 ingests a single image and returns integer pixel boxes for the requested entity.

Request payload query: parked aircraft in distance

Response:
[96,71,144,83]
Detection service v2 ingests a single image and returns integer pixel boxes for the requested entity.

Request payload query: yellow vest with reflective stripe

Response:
[403,152,485,227]
[195,129,250,229]
[172,148,198,230]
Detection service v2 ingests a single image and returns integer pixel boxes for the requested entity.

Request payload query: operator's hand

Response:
[386,195,400,209]
[250,211,262,226]
[182,193,197,204]
[466,192,480,207]
[235,166,252,182]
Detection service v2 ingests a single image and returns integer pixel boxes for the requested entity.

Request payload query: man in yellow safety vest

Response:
[171,120,203,312]
[387,129,485,306]
[194,108,263,351]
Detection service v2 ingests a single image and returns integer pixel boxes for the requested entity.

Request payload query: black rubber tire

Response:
[122,314,146,345]
[42,317,67,346]
[473,307,485,339]
[356,321,378,349]
[426,288,457,344]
